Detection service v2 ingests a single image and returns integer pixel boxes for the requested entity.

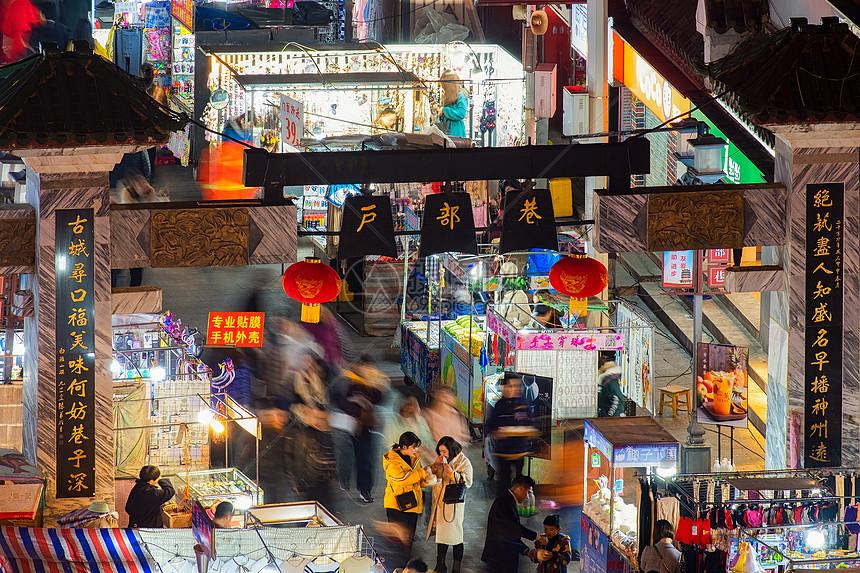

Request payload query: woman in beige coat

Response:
[427,436,473,573]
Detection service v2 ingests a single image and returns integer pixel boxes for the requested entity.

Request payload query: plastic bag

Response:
[291,1,335,25]
[413,6,469,44]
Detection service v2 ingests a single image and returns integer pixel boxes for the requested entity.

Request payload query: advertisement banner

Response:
[279,94,304,150]
[206,312,265,347]
[440,331,473,420]
[804,183,843,468]
[612,443,679,468]
[170,0,193,30]
[696,343,749,428]
[487,308,517,347]
[515,331,623,351]
[621,42,691,123]
[662,250,695,289]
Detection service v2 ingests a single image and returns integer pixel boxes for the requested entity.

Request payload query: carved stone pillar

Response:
[766,125,860,470]
[19,150,128,524]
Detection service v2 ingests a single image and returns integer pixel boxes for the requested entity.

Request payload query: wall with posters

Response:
[616,305,654,412]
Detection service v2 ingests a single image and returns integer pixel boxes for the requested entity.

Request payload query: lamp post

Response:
[674,125,728,473]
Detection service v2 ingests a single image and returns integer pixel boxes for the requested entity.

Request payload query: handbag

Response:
[395,490,419,512]
[443,475,467,504]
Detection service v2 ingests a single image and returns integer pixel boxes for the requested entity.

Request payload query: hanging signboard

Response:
[515,331,623,351]
[661,250,695,289]
[206,312,265,347]
[338,195,397,259]
[55,209,96,499]
[804,183,843,468]
[418,193,478,258]
[279,94,304,151]
[499,189,558,254]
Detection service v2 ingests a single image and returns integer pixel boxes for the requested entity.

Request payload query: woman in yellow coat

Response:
[383,431,429,569]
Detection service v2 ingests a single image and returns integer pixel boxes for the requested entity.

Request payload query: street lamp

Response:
[673,122,728,473]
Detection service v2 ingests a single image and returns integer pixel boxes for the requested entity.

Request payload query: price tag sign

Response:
[279,94,304,151]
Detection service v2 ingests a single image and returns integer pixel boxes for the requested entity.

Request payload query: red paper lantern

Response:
[282,257,341,323]
[549,255,608,316]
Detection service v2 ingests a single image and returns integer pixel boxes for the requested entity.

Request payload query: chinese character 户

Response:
[356,204,377,232]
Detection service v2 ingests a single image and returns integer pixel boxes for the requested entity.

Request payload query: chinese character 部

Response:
[435,202,460,230]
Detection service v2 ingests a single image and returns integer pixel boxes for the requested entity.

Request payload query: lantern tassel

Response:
[301,303,321,323]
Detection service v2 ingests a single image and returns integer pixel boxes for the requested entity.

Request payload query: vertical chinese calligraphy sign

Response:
[804,183,843,468]
[55,209,96,497]
[418,193,478,258]
[337,195,397,259]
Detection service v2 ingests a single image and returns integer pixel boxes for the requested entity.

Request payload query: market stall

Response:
[581,417,679,573]
[201,43,524,149]
[0,449,44,527]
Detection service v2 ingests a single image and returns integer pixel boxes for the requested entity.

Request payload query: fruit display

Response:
[443,315,486,356]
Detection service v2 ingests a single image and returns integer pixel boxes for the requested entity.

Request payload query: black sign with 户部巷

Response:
[804,183,843,468]
[55,209,96,498]
[499,189,558,254]
[337,195,397,259]
[418,193,478,258]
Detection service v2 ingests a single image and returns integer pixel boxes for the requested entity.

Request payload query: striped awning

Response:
[0,527,157,573]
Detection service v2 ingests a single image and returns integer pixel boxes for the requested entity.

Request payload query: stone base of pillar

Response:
[681,444,711,474]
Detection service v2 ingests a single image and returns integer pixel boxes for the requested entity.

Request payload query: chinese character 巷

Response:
[518,197,542,225]
[69,424,88,445]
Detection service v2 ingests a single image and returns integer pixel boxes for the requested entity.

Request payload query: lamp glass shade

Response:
[688,135,727,174]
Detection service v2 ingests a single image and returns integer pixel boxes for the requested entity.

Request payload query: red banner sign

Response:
[206,312,264,347]
[708,267,727,289]
[171,0,194,31]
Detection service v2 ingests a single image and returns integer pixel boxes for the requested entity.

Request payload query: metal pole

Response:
[686,252,708,440]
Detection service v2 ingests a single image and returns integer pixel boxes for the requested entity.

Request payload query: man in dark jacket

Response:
[487,373,535,494]
[125,465,175,528]
[481,474,538,573]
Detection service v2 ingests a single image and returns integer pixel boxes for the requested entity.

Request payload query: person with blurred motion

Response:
[287,352,336,506]
[258,317,314,410]
[427,436,473,573]
[529,514,572,573]
[125,465,175,528]
[423,386,469,445]
[0,0,41,63]
[303,306,350,372]
[486,373,534,495]
[335,354,389,503]
[383,432,429,569]
[639,520,682,573]
[28,1,68,53]
[254,398,291,504]
[481,474,538,573]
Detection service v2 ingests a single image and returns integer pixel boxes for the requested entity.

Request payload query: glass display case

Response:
[113,312,211,477]
[732,522,860,573]
[174,468,263,507]
[581,417,679,573]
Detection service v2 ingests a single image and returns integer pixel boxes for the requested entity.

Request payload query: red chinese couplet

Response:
[206,312,265,347]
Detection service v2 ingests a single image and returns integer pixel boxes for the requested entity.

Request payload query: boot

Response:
[433,563,448,573]
[451,560,462,573]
